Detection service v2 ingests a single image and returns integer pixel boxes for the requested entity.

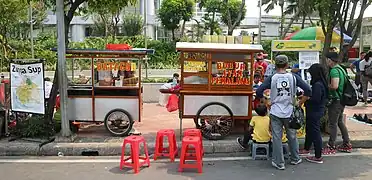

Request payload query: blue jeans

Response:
[270,114,300,166]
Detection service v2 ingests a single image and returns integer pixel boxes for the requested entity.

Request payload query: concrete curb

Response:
[1,137,372,156]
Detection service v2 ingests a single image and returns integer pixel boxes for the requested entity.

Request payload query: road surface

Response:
[1,150,372,180]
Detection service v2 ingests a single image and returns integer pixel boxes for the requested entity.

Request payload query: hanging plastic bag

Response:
[166,94,179,112]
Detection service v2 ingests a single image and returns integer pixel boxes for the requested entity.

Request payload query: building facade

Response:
[39,0,318,42]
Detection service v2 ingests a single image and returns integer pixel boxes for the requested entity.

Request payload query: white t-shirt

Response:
[45,81,53,98]
[359,59,372,71]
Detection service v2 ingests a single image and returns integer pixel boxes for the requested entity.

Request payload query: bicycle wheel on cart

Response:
[104,108,133,136]
[195,102,234,140]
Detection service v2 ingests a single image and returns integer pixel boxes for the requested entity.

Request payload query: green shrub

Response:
[10,115,55,138]
[4,35,179,71]
[142,77,170,83]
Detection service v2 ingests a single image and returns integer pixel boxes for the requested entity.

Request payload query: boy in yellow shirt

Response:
[237,104,287,150]
[237,104,271,149]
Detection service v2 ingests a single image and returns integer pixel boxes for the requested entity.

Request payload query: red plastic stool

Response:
[183,129,204,157]
[178,136,203,173]
[154,129,178,162]
[120,136,150,174]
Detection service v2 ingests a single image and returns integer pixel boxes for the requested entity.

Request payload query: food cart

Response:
[63,48,154,136]
[174,42,263,140]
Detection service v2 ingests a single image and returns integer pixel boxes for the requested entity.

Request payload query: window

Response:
[66,58,92,86]
[95,59,139,87]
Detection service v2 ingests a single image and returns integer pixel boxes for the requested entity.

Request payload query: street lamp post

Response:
[258,0,262,44]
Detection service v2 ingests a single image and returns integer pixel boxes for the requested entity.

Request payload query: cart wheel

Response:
[195,102,234,140]
[104,109,134,137]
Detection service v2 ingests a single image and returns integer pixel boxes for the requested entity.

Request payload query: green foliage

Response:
[220,0,246,34]
[158,0,195,40]
[121,13,143,37]
[87,0,138,36]
[10,115,55,138]
[3,35,179,71]
[199,0,222,35]
[142,77,170,83]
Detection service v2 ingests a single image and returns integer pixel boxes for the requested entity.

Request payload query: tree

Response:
[0,0,29,60]
[158,0,194,40]
[198,0,222,35]
[220,0,246,35]
[262,0,285,37]
[87,0,138,37]
[90,14,113,37]
[121,13,143,36]
[179,0,195,38]
[337,0,371,62]
[281,0,316,38]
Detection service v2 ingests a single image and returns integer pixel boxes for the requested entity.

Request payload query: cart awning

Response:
[176,42,263,53]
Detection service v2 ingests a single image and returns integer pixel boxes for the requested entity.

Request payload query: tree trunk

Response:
[171,29,175,41]
[301,15,306,29]
[281,10,301,39]
[180,20,186,38]
[308,16,313,26]
[210,12,216,35]
[227,28,233,35]
[280,4,284,38]
[321,25,334,65]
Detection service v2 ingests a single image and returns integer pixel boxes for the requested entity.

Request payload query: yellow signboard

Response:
[184,61,207,72]
[271,40,321,52]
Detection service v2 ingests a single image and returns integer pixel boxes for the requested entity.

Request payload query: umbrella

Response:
[284,27,352,43]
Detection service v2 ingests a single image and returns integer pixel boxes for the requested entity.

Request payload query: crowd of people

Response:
[236,49,370,170]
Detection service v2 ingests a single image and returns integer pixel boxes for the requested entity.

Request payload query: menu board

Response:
[184,61,207,72]
[211,62,249,85]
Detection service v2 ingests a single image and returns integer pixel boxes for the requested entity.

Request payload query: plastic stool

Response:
[252,143,270,160]
[282,143,289,159]
[183,129,204,156]
[154,129,178,162]
[178,136,203,173]
[120,136,150,174]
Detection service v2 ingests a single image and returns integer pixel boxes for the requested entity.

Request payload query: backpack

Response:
[335,67,358,106]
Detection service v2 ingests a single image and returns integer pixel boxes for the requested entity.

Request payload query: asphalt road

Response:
[1,152,372,180]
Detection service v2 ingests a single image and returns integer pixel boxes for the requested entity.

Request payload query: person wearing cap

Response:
[256,55,311,170]
[324,51,352,154]
[359,51,372,105]
[254,53,268,74]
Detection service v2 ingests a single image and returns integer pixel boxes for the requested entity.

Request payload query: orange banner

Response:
[96,62,136,71]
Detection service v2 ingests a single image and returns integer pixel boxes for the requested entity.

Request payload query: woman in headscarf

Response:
[300,63,328,164]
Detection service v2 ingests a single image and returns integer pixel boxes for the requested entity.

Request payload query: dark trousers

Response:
[355,72,363,93]
[304,109,323,158]
[243,129,253,144]
[328,100,350,146]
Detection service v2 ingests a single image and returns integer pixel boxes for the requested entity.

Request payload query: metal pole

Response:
[29,2,34,59]
[144,0,148,79]
[56,0,71,137]
[359,23,363,54]
[258,0,262,44]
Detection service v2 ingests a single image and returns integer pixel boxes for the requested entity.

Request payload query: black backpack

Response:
[335,67,358,106]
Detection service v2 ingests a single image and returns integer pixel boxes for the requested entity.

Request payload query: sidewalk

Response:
[1,103,372,156]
